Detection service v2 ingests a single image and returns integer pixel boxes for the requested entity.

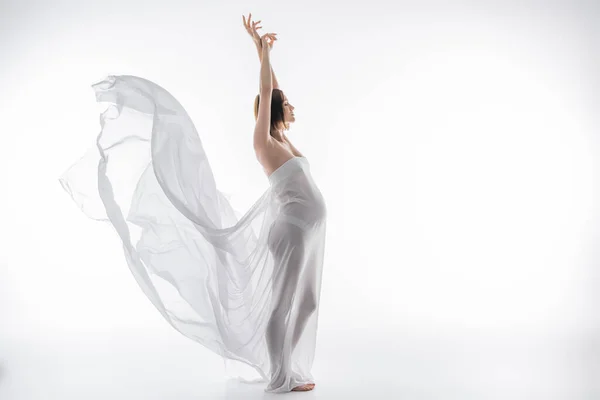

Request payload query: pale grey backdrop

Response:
[0,0,598,398]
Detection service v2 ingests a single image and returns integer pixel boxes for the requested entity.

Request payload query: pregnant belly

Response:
[280,195,326,231]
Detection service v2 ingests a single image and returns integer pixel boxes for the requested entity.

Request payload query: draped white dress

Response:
[59,75,327,393]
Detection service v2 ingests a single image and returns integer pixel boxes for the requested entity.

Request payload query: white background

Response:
[1,0,598,398]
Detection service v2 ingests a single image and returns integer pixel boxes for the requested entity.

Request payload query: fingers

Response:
[261,33,277,49]
[262,34,277,44]
[243,14,268,32]
[243,13,261,27]
[243,13,252,28]
[243,14,277,43]
[251,18,262,32]
[243,14,262,38]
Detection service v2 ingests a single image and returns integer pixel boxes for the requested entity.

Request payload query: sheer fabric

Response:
[59,75,327,392]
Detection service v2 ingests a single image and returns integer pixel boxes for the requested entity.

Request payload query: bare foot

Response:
[291,383,315,391]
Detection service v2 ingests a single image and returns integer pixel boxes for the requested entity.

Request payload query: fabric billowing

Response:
[58,75,327,393]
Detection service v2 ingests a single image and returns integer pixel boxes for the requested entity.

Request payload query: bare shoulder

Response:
[255,138,297,177]
[283,134,304,158]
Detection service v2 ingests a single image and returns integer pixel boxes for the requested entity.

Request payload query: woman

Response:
[59,13,327,394]
[244,14,327,392]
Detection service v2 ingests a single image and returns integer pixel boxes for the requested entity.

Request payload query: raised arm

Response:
[243,13,280,90]
[253,35,274,149]
[255,38,280,90]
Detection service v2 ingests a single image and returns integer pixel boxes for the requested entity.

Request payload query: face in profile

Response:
[282,94,295,125]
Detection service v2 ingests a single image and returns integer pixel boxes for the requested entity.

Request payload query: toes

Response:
[291,383,315,391]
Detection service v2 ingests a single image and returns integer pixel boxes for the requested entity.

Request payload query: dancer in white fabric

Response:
[244,13,325,392]
[59,14,326,395]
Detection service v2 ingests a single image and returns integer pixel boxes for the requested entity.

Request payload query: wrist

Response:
[255,42,262,59]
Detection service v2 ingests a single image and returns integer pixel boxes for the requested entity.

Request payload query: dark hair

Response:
[254,88,289,135]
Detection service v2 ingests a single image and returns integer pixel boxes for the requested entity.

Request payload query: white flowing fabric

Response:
[59,75,327,393]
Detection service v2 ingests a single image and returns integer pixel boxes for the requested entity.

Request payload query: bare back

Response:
[256,136,304,177]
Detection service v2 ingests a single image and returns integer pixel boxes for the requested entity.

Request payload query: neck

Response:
[271,128,284,142]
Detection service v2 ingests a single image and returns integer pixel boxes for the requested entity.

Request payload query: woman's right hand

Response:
[261,32,277,54]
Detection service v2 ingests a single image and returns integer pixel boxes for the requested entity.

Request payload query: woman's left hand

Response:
[243,13,263,45]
